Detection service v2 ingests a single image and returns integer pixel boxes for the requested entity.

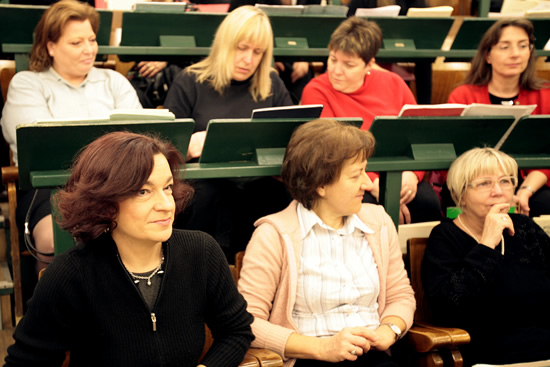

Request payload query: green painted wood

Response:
[0,5,112,61]
[452,18,550,52]
[500,116,550,157]
[369,116,515,158]
[200,117,361,164]
[16,119,194,191]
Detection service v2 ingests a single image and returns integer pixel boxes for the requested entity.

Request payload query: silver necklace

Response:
[458,214,505,255]
[125,248,165,286]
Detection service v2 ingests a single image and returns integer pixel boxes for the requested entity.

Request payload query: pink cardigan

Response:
[238,201,416,367]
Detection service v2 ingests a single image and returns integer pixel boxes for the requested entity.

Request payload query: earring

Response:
[367,69,371,75]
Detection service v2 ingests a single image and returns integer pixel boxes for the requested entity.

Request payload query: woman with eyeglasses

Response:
[448,18,550,217]
[422,147,550,366]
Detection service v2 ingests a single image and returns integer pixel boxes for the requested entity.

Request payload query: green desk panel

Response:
[16,119,194,190]
[0,5,111,60]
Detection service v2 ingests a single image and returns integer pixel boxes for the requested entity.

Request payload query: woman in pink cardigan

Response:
[238,119,415,367]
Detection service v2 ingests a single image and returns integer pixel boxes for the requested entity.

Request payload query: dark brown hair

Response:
[30,0,100,72]
[328,16,382,65]
[463,18,544,90]
[281,119,375,210]
[54,131,193,243]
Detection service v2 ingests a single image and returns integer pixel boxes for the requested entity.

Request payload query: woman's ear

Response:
[47,41,54,57]
[317,186,326,198]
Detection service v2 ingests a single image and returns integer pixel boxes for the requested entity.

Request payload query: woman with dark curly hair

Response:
[4,131,254,367]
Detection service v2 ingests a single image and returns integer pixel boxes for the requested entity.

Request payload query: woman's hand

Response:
[317,327,377,362]
[400,171,418,205]
[137,61,168,78]
[515,189,532,216]
[480,203,515,249]
[399,204,411,225]
[371,325,397,352]
[186,131,206,161]
[290,62,309,83]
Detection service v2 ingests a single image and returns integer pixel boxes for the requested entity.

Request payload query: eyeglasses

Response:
[492,42,533,53]
[468,176,517,192]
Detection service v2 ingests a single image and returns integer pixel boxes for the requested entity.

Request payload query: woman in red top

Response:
[448,18,550,217]
[302,17,441,224]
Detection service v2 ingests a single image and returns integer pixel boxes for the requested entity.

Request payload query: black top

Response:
[422,214,550,366]
[164,70,293,133]
[5,230,254,367]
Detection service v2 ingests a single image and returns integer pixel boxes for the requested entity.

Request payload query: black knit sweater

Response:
[422,214,550,365]
[5,230,254,367]
[163,70,293,132]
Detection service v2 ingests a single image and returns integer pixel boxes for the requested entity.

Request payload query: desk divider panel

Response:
[16,119,194,191]
[451,18,550,52]
[369,116,515,159]
[0,5,111,60]
[499,115,550,157]
[199,117,362,166]
[366,17,454,51]
[120,11,225,48]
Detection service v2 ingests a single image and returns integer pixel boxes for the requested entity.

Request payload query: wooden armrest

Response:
[406,323,470,353]
[2,165,18,183]
[245,348,283,367]
[239,352,262,367]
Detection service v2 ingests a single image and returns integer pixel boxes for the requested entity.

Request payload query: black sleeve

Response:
[200,235,254,367]
[163,70,196,119]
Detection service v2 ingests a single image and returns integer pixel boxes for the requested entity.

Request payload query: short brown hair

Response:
[463,18,544,90]
[30,0,100,72]
[281,119,375,210]
[328,17,382,65]
[54,131,193,243]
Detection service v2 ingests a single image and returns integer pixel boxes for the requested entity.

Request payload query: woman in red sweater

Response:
[302,17,441,224]
[448,18,550,217]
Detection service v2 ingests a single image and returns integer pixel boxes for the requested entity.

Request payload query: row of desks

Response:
[15,115,550,254]
[2,5,550,71]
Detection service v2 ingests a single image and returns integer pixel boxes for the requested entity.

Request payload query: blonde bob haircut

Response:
[186,5,274,102]
[447,147,518,209]
[30,0,99,72]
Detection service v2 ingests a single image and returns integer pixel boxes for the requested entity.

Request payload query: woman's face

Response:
[232,40,265,81]
[47,19,98,85]
[327,49,371,94]
[314,157,373,228]
[487,26,532,80]
[461,170,515,220]
[112,154,176,248]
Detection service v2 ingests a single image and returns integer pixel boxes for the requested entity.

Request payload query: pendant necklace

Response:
[458,214,504,255]
[125,248,165,286]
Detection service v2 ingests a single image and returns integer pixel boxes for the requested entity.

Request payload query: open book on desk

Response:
[398,103,537,149]
[35,109,176,124]
[251,104,323,119]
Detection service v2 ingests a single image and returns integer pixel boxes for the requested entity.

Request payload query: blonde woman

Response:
[164,5,293,261]
[423,147,550,366]
[164,5,292,161]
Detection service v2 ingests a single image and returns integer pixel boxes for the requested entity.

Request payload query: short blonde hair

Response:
[447,147,518,209]
[186,5,274,102]
[30,0,99,72]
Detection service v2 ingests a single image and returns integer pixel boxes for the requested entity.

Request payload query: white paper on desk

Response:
[355,5,401,17]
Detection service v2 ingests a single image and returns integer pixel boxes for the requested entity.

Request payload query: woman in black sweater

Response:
[5,131,254,367]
